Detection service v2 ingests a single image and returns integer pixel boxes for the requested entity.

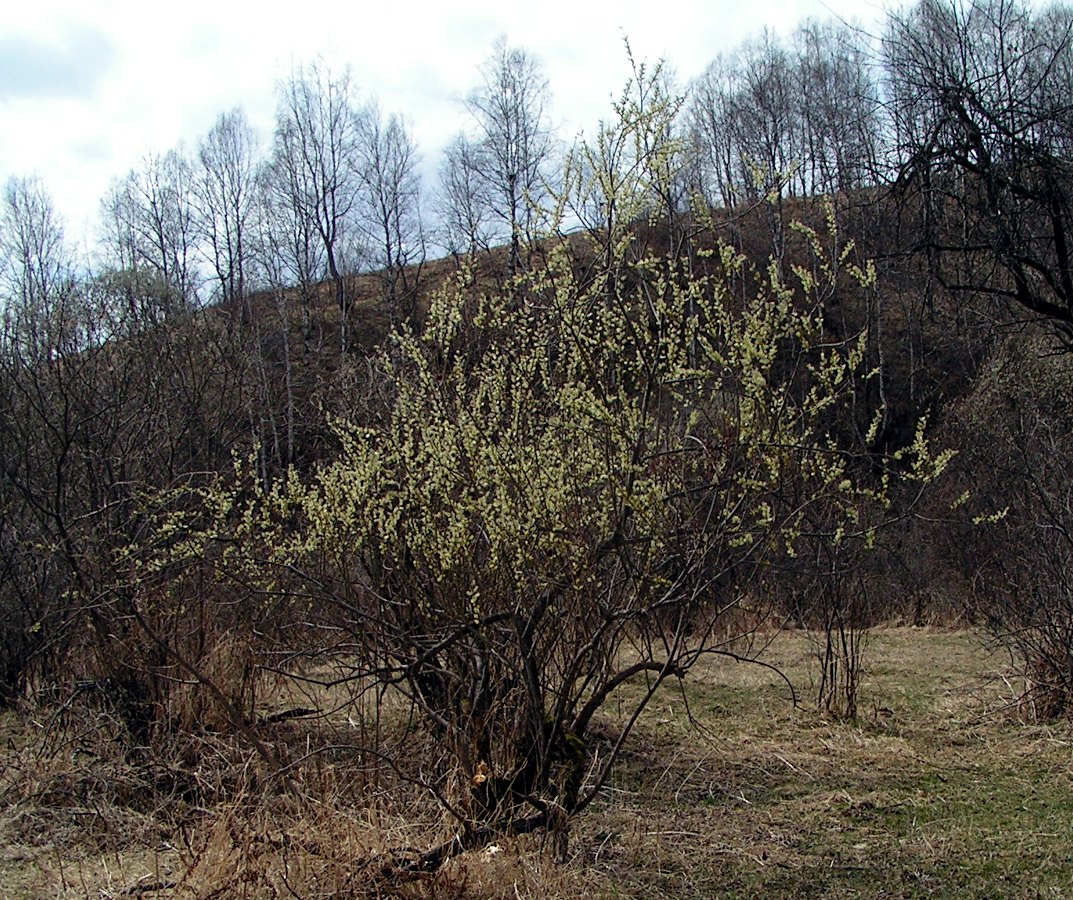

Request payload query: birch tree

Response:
[195,109,260,316]
[360,106,425,325]
[463,39,556,275]
[272,61,366,344]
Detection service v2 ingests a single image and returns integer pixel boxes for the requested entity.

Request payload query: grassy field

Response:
[2,628,1071,898]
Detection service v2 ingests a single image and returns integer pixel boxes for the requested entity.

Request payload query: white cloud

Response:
[0,23,116,100]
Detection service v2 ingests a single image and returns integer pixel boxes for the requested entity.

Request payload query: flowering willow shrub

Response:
[157,207,949,866]
[124,71,950,867]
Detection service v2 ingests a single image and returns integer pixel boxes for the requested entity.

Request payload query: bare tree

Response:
[689,22,882,204]
[272,61,367,344]
[883,0,1073,342]
[793,19,882,196]
[258,153,326,334]
[195,109,260,319]
[689,53,746,211]
[245,175,303,473]
[927,331,1073,715]
[101,150,201,315]
[464,38,556,275]
[439,134,494,259]
[688,32,803,264]
[2,173,249,721]
[0,177,78,352]
[736,29,801,198]
[360,106,425,326]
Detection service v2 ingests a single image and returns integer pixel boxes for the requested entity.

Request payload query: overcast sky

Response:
[0,0,887,250]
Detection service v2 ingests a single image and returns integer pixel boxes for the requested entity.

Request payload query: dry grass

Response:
[3,628,1072,898]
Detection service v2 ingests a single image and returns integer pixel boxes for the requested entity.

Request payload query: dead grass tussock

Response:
[1,716,164,851]
[0,715,183,898]
[177,800,380,898]
[172,796,597,899]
